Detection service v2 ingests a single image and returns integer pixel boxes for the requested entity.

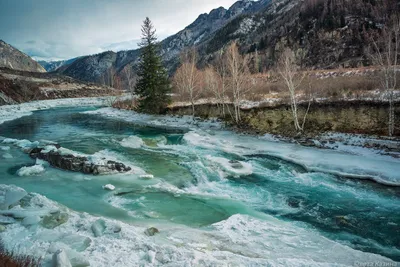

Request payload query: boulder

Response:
[29,148,131,175]
[145,227,159,237]
[0,225,6,232]
[52,249,72,267]
[91,219,106,237]
[42,212,69,229]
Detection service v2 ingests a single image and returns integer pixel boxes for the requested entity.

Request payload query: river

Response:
[0,104,399,266]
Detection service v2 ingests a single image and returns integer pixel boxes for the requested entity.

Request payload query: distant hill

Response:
[38,57,80,72]
[0,40,46,73]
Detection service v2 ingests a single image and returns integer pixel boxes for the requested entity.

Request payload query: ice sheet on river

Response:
[0,185,395,267]
[182,131,400,186]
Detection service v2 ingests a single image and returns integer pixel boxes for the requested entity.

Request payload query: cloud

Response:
[0,0,238,61]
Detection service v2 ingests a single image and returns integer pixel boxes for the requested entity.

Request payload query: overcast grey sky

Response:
[0,0,237,61]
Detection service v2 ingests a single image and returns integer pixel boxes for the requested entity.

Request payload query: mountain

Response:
[38,57,80,72]
[59,0,399,87]
[202,0,400,69]
[59,0,272,87]
[0,40,46,73]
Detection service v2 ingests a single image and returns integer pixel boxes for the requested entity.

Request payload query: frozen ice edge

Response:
[0,185,396,267]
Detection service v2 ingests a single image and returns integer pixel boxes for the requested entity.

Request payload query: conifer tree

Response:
[135,17,170,114]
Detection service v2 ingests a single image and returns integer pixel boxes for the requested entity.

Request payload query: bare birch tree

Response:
[215,51,229,116]
[173,48,202,117]
[225,42,250,124]
[204,66,224,115]
[278,48,308,132]
[369,16,399,136]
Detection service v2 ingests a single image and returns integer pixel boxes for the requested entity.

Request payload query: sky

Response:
[0,0,237,61]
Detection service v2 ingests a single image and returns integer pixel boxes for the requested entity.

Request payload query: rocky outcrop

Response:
[0,40,46,72]
[29,147,132,175]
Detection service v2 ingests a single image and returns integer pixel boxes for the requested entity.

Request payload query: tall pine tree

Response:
[135,17,170,114]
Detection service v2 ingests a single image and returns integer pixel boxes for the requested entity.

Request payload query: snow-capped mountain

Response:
[38,57,80,72]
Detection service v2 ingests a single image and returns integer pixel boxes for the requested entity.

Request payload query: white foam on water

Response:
[120,136,144,149]
[205,155,253,178]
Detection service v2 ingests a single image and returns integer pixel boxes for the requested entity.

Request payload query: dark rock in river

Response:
[29,147,131,175]
[145,227,159,236]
